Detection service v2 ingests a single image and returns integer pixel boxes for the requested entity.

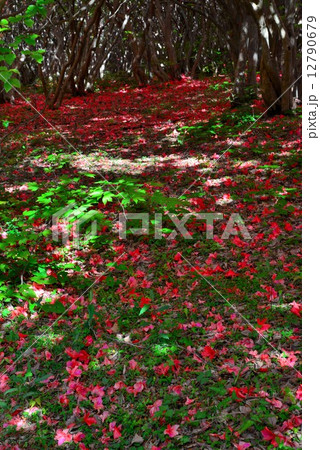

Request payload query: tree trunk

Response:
[246,15,259,91]
[154,0,180,80]
[247,0,296,114]
[232,16,249,103]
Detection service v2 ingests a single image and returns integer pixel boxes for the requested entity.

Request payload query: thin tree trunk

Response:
[191,18,208,78]
[246,15,258,91]
[154,0,180,79]
[232,16,249,103]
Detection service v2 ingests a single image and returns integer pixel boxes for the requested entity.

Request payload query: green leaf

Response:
[7,15,22,25]
[102,192,115,204]
[23,210,37,217]
[25,362,33,378]
[9,77,21,88]
[4,388,19,397]
[29,303,36,313]
[24,18,34,27]
[27,182,39,191]
[1,53,16,65]
[24,34,39,45]
[24,49,45,63]
[25,5,36,15]
[41,301,65,314]
[139,304,150,316]
[84,173,96,178]
[31,277,53,285]
[3,82,12,93]
[90,188,104,198]
[88,303,95,322]
[2,308,10,318]
[238,420,254,434]
[19,285,37,298]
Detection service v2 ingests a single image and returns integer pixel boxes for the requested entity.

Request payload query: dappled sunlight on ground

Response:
[0,77,301,448]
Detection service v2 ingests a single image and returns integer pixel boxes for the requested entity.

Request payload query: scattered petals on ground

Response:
[0,77,301,448]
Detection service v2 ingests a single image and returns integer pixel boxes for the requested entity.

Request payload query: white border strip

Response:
[303,0,320,448]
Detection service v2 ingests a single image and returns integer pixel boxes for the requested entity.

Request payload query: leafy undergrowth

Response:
[0,77,301,449]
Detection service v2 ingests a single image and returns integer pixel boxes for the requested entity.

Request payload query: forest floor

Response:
[0,77,301,449]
